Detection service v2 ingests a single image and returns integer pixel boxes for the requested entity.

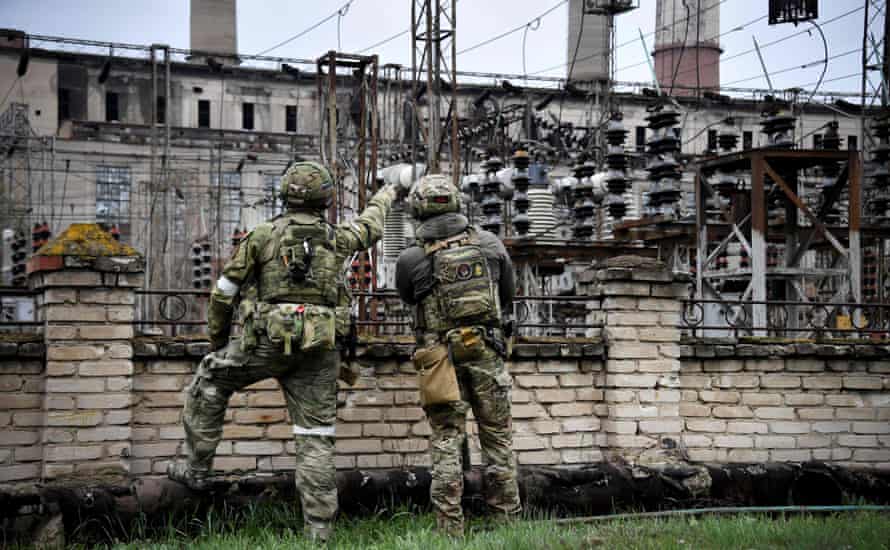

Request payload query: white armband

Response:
[216,276,240,296]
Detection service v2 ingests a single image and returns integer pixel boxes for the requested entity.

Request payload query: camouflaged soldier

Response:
[167,161,402,542]
[395,175,521,536]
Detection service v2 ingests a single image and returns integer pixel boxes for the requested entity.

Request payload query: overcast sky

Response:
[0,0,867,94]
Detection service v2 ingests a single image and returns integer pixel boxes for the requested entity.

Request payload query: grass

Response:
[57,504,890,550]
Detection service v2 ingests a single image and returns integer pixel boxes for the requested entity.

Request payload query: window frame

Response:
[242,102,255,130]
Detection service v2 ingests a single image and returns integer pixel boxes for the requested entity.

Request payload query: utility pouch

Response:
[338,361,360,386]
[265,304,304,356]
[446,327,486,363]
[302,304,336,351]
[413,344,461,406]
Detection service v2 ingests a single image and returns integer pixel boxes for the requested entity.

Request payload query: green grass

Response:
[61,504,890,550]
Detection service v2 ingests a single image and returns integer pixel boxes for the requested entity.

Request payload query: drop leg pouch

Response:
[413,344,461,406]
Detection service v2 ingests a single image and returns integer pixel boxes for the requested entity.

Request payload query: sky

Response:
[0,0,868,95]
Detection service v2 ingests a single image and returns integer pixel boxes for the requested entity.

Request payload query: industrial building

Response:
[0,0,881,336]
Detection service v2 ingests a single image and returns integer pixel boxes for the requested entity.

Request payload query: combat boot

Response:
[304,520,332,544]
[166,460,210,491]
[436,515,464,538]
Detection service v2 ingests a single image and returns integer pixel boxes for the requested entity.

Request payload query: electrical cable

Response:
[528,0,730,76]
[456,0,567,56]
[0,77,21,114]
[554,0,586,133]
[802,20,829,106]
[723,48,859,86]
[358,30,410,54]
[662,3,864,84]
[255,0,356,56]
[667,0,693,97]
[521,17,542,80]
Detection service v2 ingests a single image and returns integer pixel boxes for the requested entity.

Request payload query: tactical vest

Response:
[257,212,339,307]
[418,228,501,333]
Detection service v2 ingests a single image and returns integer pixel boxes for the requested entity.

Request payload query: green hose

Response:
[548,505,890,525]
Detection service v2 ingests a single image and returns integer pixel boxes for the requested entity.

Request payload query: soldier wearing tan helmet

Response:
[396,174,521,536]
[168,161,406,542]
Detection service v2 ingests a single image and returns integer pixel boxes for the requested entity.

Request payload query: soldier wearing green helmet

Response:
[396,174,521,537]
[168,160,404,542]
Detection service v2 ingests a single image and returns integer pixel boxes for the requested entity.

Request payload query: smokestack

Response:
[189,0,239,64]
[653,0,721,96]
[566,0,611,83]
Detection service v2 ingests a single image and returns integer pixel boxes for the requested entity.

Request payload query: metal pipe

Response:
[549,505,890,525]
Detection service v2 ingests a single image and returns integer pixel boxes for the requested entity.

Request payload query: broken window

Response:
[105,92,120,122]
[286,105,297,133]
[198,99,210,128]
[242,102,254,130]
[96,165,132,239]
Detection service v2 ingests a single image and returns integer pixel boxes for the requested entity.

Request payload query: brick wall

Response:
[125,342,607,476]
[679,344,890,466]
[0,340,45,483]
[3,233,890,487]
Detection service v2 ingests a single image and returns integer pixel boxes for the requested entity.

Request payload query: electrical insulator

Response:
[200,241,213,288]
[604,112,630,221]
[818,121,843,224]
[760,100,795,149]
[863,247,878,301]
[191,242,204,289]
[480,156,504,235]
[571,158,596,240]
[644,105,683,217]
[715,119,740,197]
[349,259,360,291]
[11,230,28,287]
[511,150,531,236]
[867,111,890,223]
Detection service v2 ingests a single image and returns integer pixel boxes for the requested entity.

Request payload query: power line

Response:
[456,0,568,56]
[723,47,860,86]
[664,4,865,83]
[528,0,731,76]
[255,0,357,56]
[358,29,410,54]
[614,13,768,75]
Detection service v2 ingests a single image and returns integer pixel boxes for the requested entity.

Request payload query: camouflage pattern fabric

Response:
[280,161,335,209]
[183,339,339,528]
[179,179,397,539]
[424,341,521,534]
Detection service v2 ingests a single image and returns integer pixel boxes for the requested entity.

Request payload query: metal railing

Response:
[354,292,601,338]
[135,289,210,336]
[682,299,890,341]
[0,286,40,332]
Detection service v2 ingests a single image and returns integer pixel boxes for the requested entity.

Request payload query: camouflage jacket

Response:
[207,184,397,348]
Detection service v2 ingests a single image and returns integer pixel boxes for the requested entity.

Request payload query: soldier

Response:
[395,174,521,536]
[167,161,403,542]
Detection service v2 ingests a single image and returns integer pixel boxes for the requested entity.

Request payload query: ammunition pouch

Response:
[263,303,336,355]
[413,344,461,406]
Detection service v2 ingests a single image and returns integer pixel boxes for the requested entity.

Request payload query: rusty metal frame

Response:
[315,51,380,322]
[695,149,862,336]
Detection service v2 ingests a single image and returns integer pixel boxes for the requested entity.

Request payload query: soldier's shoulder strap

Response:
[423,229,472,255]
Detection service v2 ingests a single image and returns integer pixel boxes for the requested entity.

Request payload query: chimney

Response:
[653,0,721,96]
[566,0,611,83]
[189,0,240,64]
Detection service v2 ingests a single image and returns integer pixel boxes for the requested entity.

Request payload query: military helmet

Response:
[280,161,335,209]
[409,174,461,220]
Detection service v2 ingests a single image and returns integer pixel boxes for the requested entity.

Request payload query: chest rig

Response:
[418,228,500,334]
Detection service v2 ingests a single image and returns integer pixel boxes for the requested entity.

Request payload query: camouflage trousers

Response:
[424,342,521,533]
[182,339,339,531]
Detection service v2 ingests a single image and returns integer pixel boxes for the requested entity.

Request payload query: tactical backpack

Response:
[420,228,500,334]
[257,212,339,306]
[249,212,340,354]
